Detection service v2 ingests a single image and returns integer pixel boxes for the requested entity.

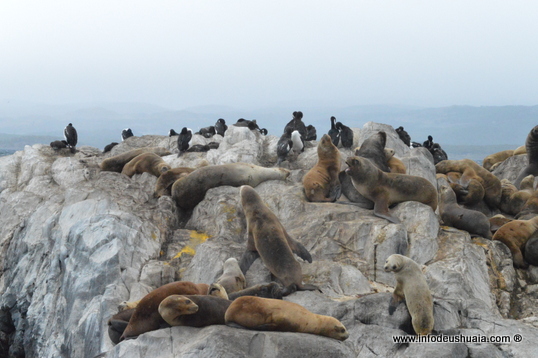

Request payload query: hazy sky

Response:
[2,1,537,109]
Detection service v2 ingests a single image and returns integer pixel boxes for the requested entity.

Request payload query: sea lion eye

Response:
[185,299,191,304]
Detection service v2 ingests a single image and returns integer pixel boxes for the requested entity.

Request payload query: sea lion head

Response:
[326,320,350,341]
[208,283,229,300]
[439,185,457,205]
[158,295,199,326]
[384,254,405,273]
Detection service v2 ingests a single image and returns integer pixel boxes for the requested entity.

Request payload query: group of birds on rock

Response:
[396,126,448,164]
[328,116,354,148]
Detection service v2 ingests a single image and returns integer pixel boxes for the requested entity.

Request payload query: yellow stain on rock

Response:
[172,231,212,260]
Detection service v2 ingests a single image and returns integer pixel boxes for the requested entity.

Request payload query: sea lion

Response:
[154,167,197,197]
[208,283,229,300]
[524,232,538,266]
[227,282,284,300]
[120,281,209,340]
[483,150,514,171]
[172,163,290,211]
[384,254,434,336]
[158,295,231,327]
[100,147,171,173]
[239,185,315,295]
[339,131,389,208]
[492,216,538,268]
[302,134,342,202]
[121,152,171,178]
[214,258,246,294]
[438,185,491,239]
[489,214,513,234]
[499,178,533,216]
[515,189,538,220]
[514,125,538,188]
[384,148,406,174]
[514,145,527,155]
[224,296,349,341]
[435,159,501,209]
[345,156,437,224]
[50,140,68,150]
[107,308,135,345]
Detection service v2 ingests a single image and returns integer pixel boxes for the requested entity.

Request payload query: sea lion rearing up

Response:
[225,296,349,341]
[345,156,437,224]
[239,185,315,295]
[172,163,290,211]
[121,152,171,178]
[384,254,434,336]
[514,125,538,188]
[100,147,171,173]
[302,134,342,202]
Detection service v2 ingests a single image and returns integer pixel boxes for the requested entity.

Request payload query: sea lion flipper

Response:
[388,295,404,315]
[328,183,342,201]
[373,198,400,224]
[239,250,260,274]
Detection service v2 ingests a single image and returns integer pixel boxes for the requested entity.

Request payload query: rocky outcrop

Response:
[0,123,537,358]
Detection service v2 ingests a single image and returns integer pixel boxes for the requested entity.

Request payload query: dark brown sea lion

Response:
[514,125,538,188]
[158,295,231,327]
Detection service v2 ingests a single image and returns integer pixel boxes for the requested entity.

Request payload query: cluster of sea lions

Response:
[48,119,538,348]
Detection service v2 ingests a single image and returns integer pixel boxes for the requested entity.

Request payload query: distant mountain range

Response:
[0,101,535,160]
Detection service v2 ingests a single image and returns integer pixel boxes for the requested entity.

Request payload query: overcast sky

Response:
[1,1,537,110]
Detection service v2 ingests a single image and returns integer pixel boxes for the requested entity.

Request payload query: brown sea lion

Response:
[239,185,315,295]
[483,150,514,171]
[107,308,135,345]
[435,159,501,209]
[385,148,406,174]
[438,185,491,239]
[445,171,485,206]
[493,216,538,268]
[524,231,538,266]
[513,145,527,155]
[338,132,389,208]
[302,134,342,202]
[158,295,231,327]
[120,281,209,340]
[224,296,349,341]
[214,258,246,294]
[489,214,513,234]
[121,152,171,178]
[384,254,434,335]
[499,178,532,216]
[154,167,196,197]
[345,156,437,224]
[100,147,171,173]
[227,282,284,300]
[172,163,290,211]
[514,125,538,188]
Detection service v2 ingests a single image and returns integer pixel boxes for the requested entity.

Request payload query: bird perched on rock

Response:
[423,135,433,150]
[283,111,307,139]
[234,118,260,131]
[64,123,78,153]
[305,125,317,141]
[169,129,178,136]
[336,121,353,148]
[276,128,293,166]
[177,127,192,157]
[122,128,134,141]
[395,126,411,147]
[215,118,228,136]
[328,116,340,146]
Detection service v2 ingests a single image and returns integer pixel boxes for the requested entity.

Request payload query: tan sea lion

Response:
[120,281,210,340]
[513,145,527,155]
[493,216,538,268]
[214,258,246,294]
[158,295,231,327]
[172,163,290,211]
[384,148,406,174]
[489,214,513,234]
[514,125,538,188]
[239,185,315,295]
[384,254,434,335]
[499,179,532,216]
[154,167,197,197]
[224,296,349,341]
[483,150,514,171]
[302,134,342,202]
[121,152,171,178]
[435,159,501,208]
[345,156,437,224]
[100,147,171,173]
[438,185,491,239]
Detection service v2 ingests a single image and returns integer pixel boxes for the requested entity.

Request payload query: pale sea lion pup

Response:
[302,134,342,202]
[384,254,434,335]
[345,156,437,224]
[239,185,316,295]
[384,148,406,174]
[225,296,349,341]
[214,258,246,294]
